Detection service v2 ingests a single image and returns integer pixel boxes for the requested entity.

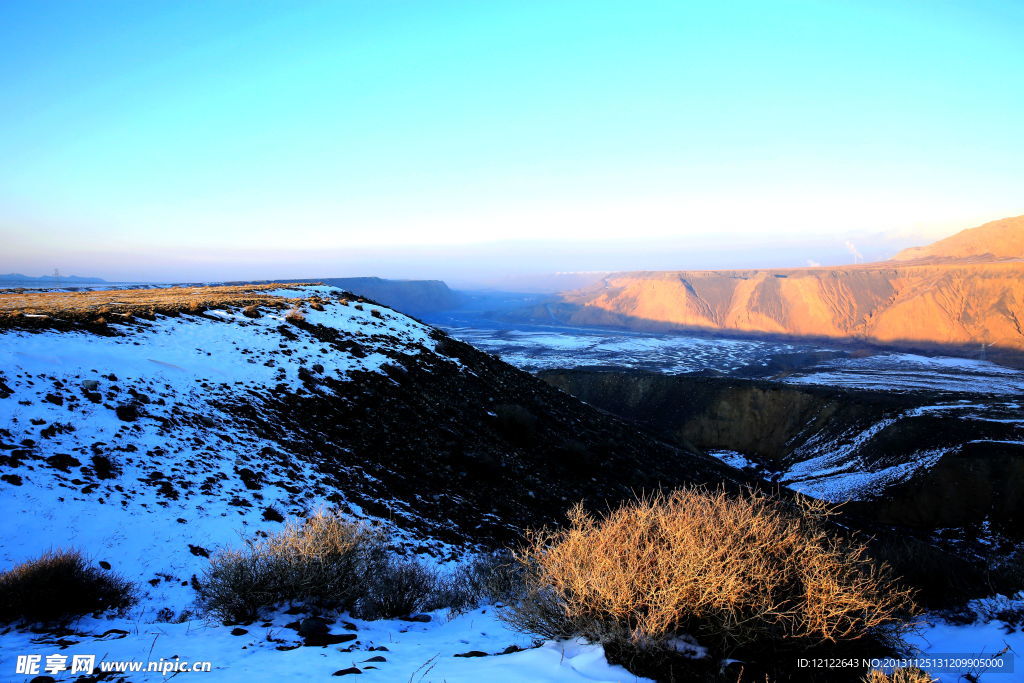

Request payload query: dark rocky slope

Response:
[220,327,743,546]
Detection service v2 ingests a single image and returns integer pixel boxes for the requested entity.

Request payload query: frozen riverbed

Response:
[437,322,1024,395]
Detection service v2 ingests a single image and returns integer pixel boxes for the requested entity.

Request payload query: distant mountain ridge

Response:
[892,215,1024,262]
[250,276,462,314]
[0,272,107,283]
[506,215,1024,363]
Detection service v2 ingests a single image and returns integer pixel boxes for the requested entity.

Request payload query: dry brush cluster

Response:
[194,510,518,623]
[0,549,135,624]
[0,490,924,680]
[502,487,917,673]
[862,668,934,683]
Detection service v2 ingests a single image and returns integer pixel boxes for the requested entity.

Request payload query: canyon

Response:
[507,216,1024,364]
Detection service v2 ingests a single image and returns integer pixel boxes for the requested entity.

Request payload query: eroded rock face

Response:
[511,262,1024,362]
[508,216,1024,364]
[865,441,1024,531]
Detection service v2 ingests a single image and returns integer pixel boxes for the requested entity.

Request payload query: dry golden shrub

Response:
[263,510,381,561]
[505,488,916,653]
[197,510,386,621]
[862,668,934,683]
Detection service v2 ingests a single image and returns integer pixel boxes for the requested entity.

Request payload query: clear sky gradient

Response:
[2,0,1022,285]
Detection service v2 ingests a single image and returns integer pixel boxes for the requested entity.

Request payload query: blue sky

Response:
[1,0,1022,285]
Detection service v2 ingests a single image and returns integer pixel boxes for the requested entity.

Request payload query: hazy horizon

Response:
[3,1,1023,287]
[0,224,989,291]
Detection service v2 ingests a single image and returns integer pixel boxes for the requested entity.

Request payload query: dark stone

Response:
[304,633,356,647]
[262,506,284,522]
[115,404,139,422]
[45,453,81,472]
[297,616,331,638]
[401,614,431,623]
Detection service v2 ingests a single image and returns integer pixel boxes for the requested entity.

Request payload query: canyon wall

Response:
[507,216,1024,361]
[510,261,1024,361]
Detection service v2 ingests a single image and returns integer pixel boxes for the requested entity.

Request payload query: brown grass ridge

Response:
[0,283,324,328]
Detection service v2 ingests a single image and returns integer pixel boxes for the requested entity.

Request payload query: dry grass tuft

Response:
[505,487,916,657]
[862,668,934,682]
[0,549,136,623]
[195,510,468,623]
[197,510,386,622]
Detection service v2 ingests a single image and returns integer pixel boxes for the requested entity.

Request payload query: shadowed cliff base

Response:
[539,369,1024,604]
[540,369,1023,535]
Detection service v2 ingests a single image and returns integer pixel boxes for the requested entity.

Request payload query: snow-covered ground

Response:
[906,594,1024,683]
[441,325,804,375]
[706,401,1023,503]
[0,286,445,595]
[441,322,1024,504]
[1,598,1019,682]
[0,606,647,682]
[784,352,1024,395]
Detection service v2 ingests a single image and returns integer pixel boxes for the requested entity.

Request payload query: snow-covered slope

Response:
[0,283,743,680]
[0,286,446,609]
[0,282,732,568]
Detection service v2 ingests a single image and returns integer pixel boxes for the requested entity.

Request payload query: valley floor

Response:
[438,322,1024,395]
